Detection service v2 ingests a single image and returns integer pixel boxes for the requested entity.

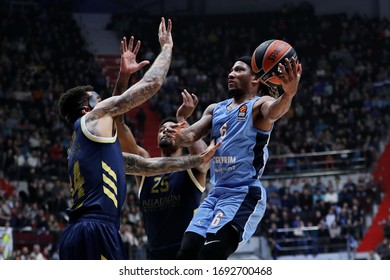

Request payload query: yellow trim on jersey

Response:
[138,176,146,198]
[186,169,205,193]
[103,174,117,195]
[102,161,117,182]
[80,115,117,143]
[103,186,118,208]
[101,255,107,260]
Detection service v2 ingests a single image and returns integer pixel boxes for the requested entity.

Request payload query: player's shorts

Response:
[59,213,126,260]
[185,185,266,247]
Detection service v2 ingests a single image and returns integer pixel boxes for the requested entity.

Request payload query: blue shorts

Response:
[59,214,126,260]
[186,185,266,248]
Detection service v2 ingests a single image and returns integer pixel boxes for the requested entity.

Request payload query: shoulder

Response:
[254,95,276,108]
[206,103,218,112]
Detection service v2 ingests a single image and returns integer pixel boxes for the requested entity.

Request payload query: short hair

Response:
[237,56,252,69]
[159,116,177,128]
[59,85,93,124]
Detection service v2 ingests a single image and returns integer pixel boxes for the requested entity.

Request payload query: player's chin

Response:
[228,88,236,96]
[159,139,174,149]
[228,88,243,98]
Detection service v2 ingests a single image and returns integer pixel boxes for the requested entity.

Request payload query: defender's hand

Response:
[120,36,150,75]
[176,89,199,122]
[158,17,173,49]
[200,139,222,164]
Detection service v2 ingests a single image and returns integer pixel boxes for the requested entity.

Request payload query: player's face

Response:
[158,121,176,149]
[227,61,253,97]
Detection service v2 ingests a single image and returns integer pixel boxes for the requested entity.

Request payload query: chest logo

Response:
[237,104,247,121]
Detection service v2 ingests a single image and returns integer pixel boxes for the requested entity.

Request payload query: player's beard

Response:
[228,87,245,98]
[159,138,178,155]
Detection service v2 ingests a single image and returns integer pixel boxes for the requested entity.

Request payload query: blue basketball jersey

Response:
[210,96,272,188]
[66,115,127,227]
[139,169,204,258]
[185,97,269,246]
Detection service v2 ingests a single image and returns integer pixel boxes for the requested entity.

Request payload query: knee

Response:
[198,240,231,259]
[198,225,239,260]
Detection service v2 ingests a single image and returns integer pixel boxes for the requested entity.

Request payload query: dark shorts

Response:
[59,214,126,260]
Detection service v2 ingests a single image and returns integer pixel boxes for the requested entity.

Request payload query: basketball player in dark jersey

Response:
[57,18,221,260]
[166,55,302,259]
[116,90,209,259]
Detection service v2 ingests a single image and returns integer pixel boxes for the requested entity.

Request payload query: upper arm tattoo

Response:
[123,153,203,176]
[108,46,173,117]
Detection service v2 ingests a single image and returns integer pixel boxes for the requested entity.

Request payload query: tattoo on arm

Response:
[110,45,172,117]
[123,153,203,176]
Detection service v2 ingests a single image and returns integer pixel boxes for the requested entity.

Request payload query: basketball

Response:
[251,39,298,87]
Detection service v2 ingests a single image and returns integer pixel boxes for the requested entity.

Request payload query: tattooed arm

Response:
[112,35,150,157]
[85,17,173,136]
[176,90,209,178]
[112,36,150,98]
[166,103,216,148]
[103,17,172,115]
[123,139,221,176]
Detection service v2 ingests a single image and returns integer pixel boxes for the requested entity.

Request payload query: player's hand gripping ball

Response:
[251,39,298,87]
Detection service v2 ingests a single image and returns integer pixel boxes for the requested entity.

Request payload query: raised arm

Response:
[176,89,209,174]
[123,139,221,176]
[111,35,151,157]
[112,36,150,97]
[90,17,173,120]
[167,103,215,148]
[256,57,302,124]
[117,117,150,157]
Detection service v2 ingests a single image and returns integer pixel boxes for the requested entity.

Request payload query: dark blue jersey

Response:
[139,169,204,256]
[66,116,126,228]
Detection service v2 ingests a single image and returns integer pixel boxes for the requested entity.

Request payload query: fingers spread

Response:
[167,18,172,32]
[134,40,141,55]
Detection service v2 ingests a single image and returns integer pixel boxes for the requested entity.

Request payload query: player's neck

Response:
[230,93,256,107]
[161,148,182,158]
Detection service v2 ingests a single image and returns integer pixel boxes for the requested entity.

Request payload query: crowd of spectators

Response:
[0,1,390,259]
[261,174,382,258]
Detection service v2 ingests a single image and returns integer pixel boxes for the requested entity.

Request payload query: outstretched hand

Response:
[274,57,302,98]
[164,121,187,145]
[120,36,150,76]
[176,89,199,122]
[200,139,222,164]
[158,17,173,49]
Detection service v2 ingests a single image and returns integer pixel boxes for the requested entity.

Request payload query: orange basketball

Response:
[251,39,298,87]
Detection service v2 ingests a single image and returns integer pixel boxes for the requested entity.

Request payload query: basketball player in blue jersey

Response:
[116,90,209,259]
[57,18,221,260]
[167,55,302,259]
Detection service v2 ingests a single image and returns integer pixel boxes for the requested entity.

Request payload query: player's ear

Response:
[252,75,261,85]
